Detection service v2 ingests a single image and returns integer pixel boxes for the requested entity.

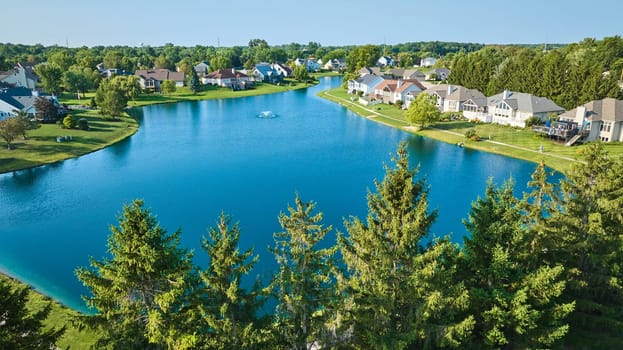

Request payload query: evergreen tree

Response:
[95,78,129,119]
[338,143,474,349]
[552,144,623,347]
[270,195,339,350]
[460,179,573,349]
[188,67,200,94]
[0,277,65,349]
[198,213,267,349]
[76,199,199,349]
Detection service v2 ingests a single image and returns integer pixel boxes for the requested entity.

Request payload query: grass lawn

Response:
[126,80,313,107]
[319,87,623,173]
[0,111,137,174]
[1,273,101,348]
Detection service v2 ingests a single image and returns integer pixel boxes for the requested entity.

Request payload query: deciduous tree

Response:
[405,93,440,128]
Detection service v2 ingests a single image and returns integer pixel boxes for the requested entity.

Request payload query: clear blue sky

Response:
[4,0,622,48]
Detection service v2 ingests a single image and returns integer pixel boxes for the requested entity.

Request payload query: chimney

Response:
[447,85,454,95]
[397,79,402,88]
[232,68,235,74]
[502,89,511,99]
[576,106,587,121]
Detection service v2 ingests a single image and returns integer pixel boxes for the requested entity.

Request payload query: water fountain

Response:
[257,110,278,119]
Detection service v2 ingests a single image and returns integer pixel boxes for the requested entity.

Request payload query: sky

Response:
[3,0,622,48]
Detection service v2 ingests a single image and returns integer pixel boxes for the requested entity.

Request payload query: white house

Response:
[373,79,424,105]
[488,90,565,128]
[421,57,437,67]
[425,84,486,115]
[347,74,385,96]
[194,62,210,76]
[273,63,293,77]
[294,58,321,72]
[559,98,623,142]
[377,56,395,67]
[0,62,39,89]
[0,87,65,121]
[203,69,252,90]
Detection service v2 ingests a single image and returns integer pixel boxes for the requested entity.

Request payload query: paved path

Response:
[320,90,580,164]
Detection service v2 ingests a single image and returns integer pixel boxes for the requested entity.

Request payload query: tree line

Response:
[447,36,623,109]
[5,141,620,349]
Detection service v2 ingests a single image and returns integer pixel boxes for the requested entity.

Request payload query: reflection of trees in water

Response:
[1,162,60,188]
[125,107,144,122]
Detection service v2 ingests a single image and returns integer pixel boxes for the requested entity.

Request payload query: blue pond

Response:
[0,77,550,312]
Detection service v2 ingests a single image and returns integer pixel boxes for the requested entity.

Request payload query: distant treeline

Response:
[0,40,484,74]
[6,142,622,349]
[447,36,623,109]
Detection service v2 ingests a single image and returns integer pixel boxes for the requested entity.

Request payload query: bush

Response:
[525,116,543,127]
[77,118,89,130]
[464,129,478,140]
[62,115,75,129]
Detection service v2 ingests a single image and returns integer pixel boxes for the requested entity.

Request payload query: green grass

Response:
[1,273,101,348]
[126,80,313,107]
[319,87,623,173]
[0,111,137,174]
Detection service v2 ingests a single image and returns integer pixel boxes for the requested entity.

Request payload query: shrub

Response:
[62,115,75,129]
[77,118,89,130]
[464,129,478,140]
[525,116,543,127]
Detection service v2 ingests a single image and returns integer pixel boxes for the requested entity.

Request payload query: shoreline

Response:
[317,88,585,173]
[1,80,319,175]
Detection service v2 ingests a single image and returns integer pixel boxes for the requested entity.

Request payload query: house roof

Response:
[374,80,397,92]
[206,69,249,79]
[254,64,279,77]
[395,81,423,94]
[358,74,383,86]
[274,63,292,75]
[135,69,184,82]
[488,90,564,114]
[560,98,623,123]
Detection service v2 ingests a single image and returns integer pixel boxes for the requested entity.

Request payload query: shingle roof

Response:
[561,98,623,122]
[206,69,248,79]
[135,69,184,82]
[488,90,564,114]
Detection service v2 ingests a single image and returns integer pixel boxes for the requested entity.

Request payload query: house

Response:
[323,58,346,71]
[559,98,623,142]
[425,84,486,115]
[0,62,39,90]
[194,62,210,76]
[203,69,252,90]
[0,87,66,122]
[488,90,564,128]
[377,56,395,67]
[273,63,293,78]
[385,68,426,81]
[135,69,185,91]
[347,74,385,96]
[294,58,321,72]
[373,79,424,105]
[358,66,381,77]
[425,68,450,81]
[421,57,437,67]
[252,63,283,84]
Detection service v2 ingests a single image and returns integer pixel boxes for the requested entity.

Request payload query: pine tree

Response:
[269,195,339,350]
[198,213,267,349]
[552,143,623,347]
[188,67,200,94]
[461,179,574,349]
[75,199,199,349]
[0,277,65,349]
[338,143,474,349]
